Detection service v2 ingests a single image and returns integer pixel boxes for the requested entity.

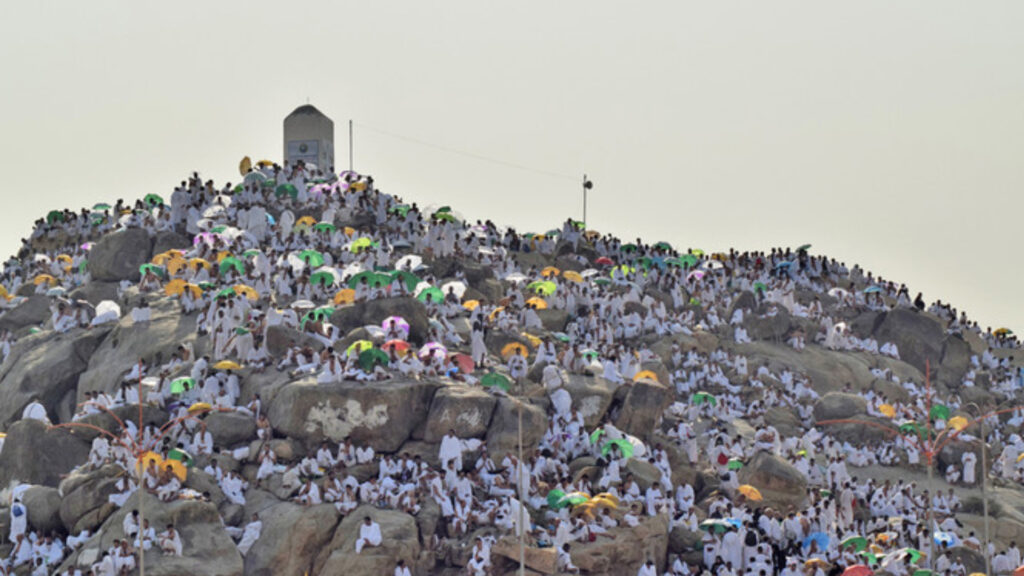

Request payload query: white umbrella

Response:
[504,273,528,284]
[394,254,423,271]
[440,281,467,299]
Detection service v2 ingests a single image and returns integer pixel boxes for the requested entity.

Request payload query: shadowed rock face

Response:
[87,228,153,282]
[0,419,89,487]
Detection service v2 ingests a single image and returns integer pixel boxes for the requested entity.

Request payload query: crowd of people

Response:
[0,157,1022,576]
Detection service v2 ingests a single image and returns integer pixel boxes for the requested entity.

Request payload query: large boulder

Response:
[0,326,110,427]
[0,295,50,332]
[536,309,569,332]
[264,323,324,358]
[58,465,122,533]
[67,281,120,306]
[614,380,671,441]
[75,298,197,400]
[562,374,616,428]
[422,384,497,442]
[330,297,430,344]
[868,308,971,389]
[268,378,439,452]
[152,230,190,256]
[570,514,670,575]
[72,404,170,441]
[243,501,340,576]
[492,538,557,574]
[0,419,89,487]
[744,306,792,341]
[65,494,244,576]
[204,411,257,448]
[312,505,422,575]
[22,486,63,534]
[486,397,548,460]
[812,392,867,421]
[87,227,152,282]
[738,452,807,508]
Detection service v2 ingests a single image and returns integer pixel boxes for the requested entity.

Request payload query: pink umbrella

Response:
[686,270,705,281]
[382,316,410,337]
[193,232,217,246]
[418,342,447,360]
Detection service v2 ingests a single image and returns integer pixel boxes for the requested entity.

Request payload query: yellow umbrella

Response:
[136,451,163,475]
[541,266,560,278]
[879,404,896,418]
[188,402,213,415]
[163,459,188,482]
[948,416,969,432]
[501,342,529,360]
[462,299,480,311]
[55,254,73,265]
[520,332,542,349]
[525,297,548,310]
[189,258,211,270]
[633,370,659,383]
[33,274,58,286]
[213,360,241,371]
[1016,453,1024,464]
[738,485,763,501]
[215,251,233,263]
[152,250,184,266]
[233,284,259,301]
[256,159,274,167]
[239,156,252,176]
[351,182,367,192]
[165,279,187,296]
[804,559,828,568]
[333,289,356,306]
[562,270,583,283]
[488,306,505,321]
[343,226,356,237]
[296,216,317,228]
[583,230,600,240]
[167,257,188,276]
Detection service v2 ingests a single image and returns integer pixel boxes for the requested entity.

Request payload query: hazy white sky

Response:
[1,1,1022,331]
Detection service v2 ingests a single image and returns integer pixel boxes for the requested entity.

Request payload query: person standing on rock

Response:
[355,516,382,554]
[962,450,977,485]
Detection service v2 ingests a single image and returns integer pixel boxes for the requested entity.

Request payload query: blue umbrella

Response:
[775,261,793,269]
[725,518,742,529]
[864,286,882,294]
[933,531,959,548]
[803,532,830,550]
[266,213,276,225]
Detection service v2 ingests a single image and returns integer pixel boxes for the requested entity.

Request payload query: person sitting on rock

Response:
[158,524,182,556]
[355,516,382,554]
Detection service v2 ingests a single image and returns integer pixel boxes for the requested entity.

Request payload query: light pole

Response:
[966,402,992,576]
[517,378,525,576]
[582,176,593,228]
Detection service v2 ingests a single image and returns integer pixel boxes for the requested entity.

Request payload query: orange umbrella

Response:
[562,270,583,283]
[738,485,763,501]
[233,284,259,301]
[878,404,896,418]
[541,266,561,277]
[462,299,480,311]
[525,297,548,310]
[501,342,529,360]
[33,274,58,286]
[163,459,187,482]
[333,289,356,306]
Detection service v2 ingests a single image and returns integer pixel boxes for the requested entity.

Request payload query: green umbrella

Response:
[753,282,767,293]
[727,458,744,470]
[571,220,585,230]
[143,193,165,206]
[601,438,635,459]
[620,243,638,253]
[301,306,335,329]
[93,203,112,211]
[654,241,672,251]
[608,265,635,278]
[593,278,611,286]
[699,519,733,534]
[197,281,217,291]
[433,212,457,223]
[138,263,165,278]
[388,204,411,217]
[912,570,933,576]
[348,271,390,289]
[691,392,717,406]
[796,244,812,252]
[242,249,261,258]
[166,448,194,467]
[310,270,337,287]
[589,429,605,445]
[526,280,557,295]
[262,179,276,188]
[275,184,298,198]
[170,377,195,395]
[46,210,64,224]
[678,254,699,268]
[435,206,452,214]
[899,422,924,439]
[417,286,445,304]
[841,536,868,552]
[298,249,325,267]
[547,489,568,510]
[218,257,245,276]
[481,372,510,392]
[313,222,336,234]
[215,287,236,299]
[358,348,390,371]
[859,551,879,566]
[929,404,950,421]
[210,225,228,234]
[389,270,421,292]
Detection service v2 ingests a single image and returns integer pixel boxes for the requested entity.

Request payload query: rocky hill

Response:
[0,164,1021,576]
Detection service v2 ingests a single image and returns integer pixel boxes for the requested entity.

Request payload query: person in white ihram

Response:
[355,515,382,553]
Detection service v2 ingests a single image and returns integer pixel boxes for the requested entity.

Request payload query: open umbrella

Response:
[803,532,830,550]
[275,183,298,198]
[213,360,241,371]
[333,289,356,306]
[450,353,475,374]
[541,266,560,278]
[948,416,969,432]
[418,342,448,360]
[297,249,325,267]
[929,404,950,421]
[601,438,635,459]
[417,286,444,304]
[727,458,744,471]
[143,193,165,206]
[699,519,733,534]
[389,270,421,292]
[526,280,557,296]
[633,370,659,383]
[525,297,548,310]
[691,392,717,406]
[345,339,374,357]
[841,536,869,552]
[737,485,762,501]
[358,348,390,371]
[313,222,336,234]
[440,281,467,299]
[187,402,212,415]
[219,257,244,276]
[170,377,195,395]
[501,342,529,360]
[878,404,896,418]
[481,372,510,392]
[382,340,410,355]
[310,270,338,287]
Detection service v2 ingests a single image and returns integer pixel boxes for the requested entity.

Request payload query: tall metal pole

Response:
[517,383,525,576]
[349,120,354,172]
[981,414,991,576]
[582,174,587,227]
[137,368,146,576]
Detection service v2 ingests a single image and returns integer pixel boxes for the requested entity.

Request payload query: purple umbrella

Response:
[382,316,410,337]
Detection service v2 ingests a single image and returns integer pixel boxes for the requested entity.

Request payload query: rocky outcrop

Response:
[0,326,109,426]
[812,392,867,421]
[486,397,548,460]
[243,500,340,576]
[570,514,669,575]
[867,308,971,389]
[738,451,807,508]
[562,374,615,428]
[87,227,152,282]
[58,465,122,533]
[330,297,430,344]
[22,485,63,534]
[204,411,258,448]
[0,419,89,487]
[0,295,50,332]
[312,505,422,575]
[422,384,497,441]
[268,378,439,452]
[615,380,671,441]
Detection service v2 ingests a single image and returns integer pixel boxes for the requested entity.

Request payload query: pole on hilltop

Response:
[582,175,593,228]
[349,120,354,172]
